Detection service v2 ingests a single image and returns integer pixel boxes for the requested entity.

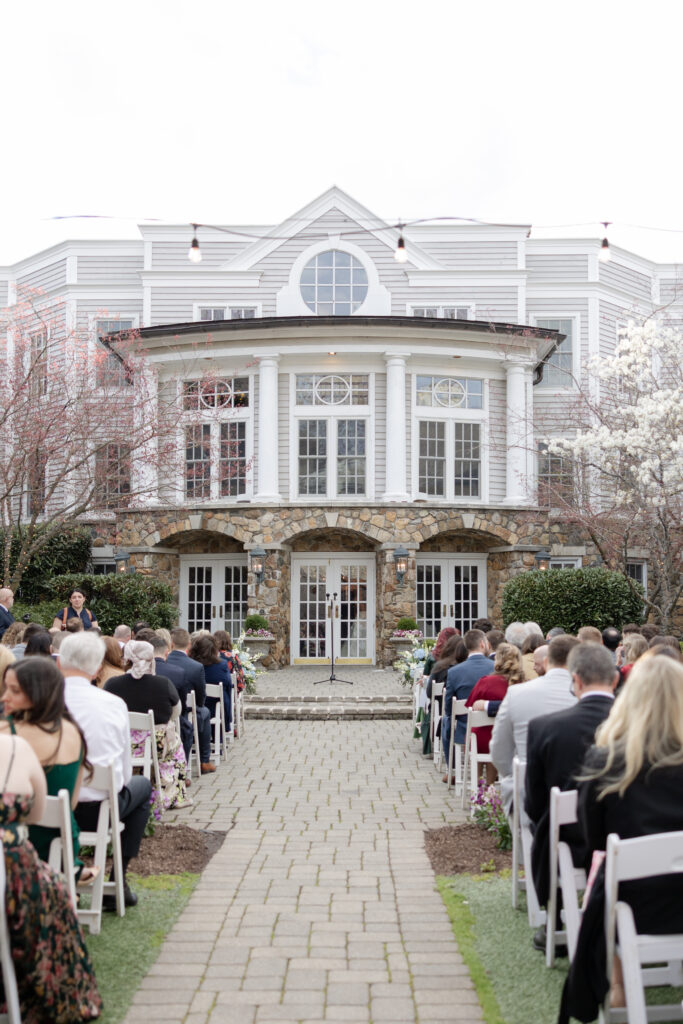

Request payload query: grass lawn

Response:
[437,873,568,1024]
[83,872,199,1024]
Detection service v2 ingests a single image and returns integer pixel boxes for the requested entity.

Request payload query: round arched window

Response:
[300,250,368,315]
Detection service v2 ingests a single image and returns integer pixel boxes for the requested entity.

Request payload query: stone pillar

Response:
[383,353,408,501]
[255,356,280,501]
[504,361,531,505]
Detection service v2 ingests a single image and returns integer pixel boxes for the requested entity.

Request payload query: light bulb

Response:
[394,235,408,263]
[188,235,202,263]
[599,237,610,263]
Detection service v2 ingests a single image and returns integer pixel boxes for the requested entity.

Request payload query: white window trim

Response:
[548,557,582,570]
[276,237,391,316]
[410,374,488,504]
[536,439,575,509]
[89,314,139,390]
[626,559,648,592]
[192,303,262,321]
[407,304,476,320]
[415,554,489,635]
[176,374,255,504]
[531,313,581,392]
[288,373,375,502]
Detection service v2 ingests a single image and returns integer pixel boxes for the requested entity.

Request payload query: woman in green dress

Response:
[0,656,97,883]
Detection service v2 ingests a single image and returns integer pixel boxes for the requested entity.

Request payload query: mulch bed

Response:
[425,823,513,875]
[128,824,227,876]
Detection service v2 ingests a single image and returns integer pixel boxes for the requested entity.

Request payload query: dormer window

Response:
[299,250,368,315]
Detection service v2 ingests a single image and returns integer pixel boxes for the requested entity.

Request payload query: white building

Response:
[2,188,679,664]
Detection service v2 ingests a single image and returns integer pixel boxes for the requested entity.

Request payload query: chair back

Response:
[547,787,580,966]
[77,760,125,934]
[205,682,228,764]
[185,690,201,776]
[36,788,77,909]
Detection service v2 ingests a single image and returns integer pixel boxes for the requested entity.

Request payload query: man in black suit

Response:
[138,630,196,761]
[166,627,215,774]
[0,588,15,641]
[525,642,617,942]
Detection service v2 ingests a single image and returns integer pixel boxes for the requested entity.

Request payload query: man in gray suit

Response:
[490,634,579,812]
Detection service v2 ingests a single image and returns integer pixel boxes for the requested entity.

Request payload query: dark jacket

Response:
[165,650,206,708]
[525,693,614,905]
[444,654,492,742]
[0,605,14,641]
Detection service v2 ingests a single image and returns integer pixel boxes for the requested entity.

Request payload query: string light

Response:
[394,225,408,264]
[599,222,611,263]
[188,225,202,264]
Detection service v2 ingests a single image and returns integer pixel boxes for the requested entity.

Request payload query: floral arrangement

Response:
[393,636,428,686]
[391,628,424,639]
[471,777,512,850]
[243,627,275,639]
[234,633,265,693]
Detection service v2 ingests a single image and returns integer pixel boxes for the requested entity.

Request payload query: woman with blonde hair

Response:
[618,633,648,682]
[465,643,524,779]
[564,657,683,1017]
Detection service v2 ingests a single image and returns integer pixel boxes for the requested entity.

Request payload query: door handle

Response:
[442,604,447,617]
[450,604,454,618]
[212,606,216,618]
[219,605,223,619]
[335,606,339,618]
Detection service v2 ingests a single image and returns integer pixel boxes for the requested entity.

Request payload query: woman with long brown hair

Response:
[466,642,524,777]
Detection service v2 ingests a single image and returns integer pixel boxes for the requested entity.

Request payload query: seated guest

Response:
[577,625,602,644]
[0,642,15,679]
[213,630,246,692]
[132,621,151,638]
[0,587,15,641]
[504,621,529,651]
[521,631,545,680]
[24,631,53,658]
[601,626,621,662]
[618,633,648,682]
[96,636,126,686]
[0,731,101,1020]
[166,627,215,774]
[11,621,45,660]
[60,632,151,908]
[189,633,232,734]
[422,635,466,757]
[485,629,505,654]
[563,656,683,1019]
[145,631,195,760]
[546,626,566,641]
[472,618,494,634]
[1,621,25,651]
[524,643,617,946]
[490,634,579,813]
[442,629,492,784]
[113,624,131,649]
[639,623,659,642]
[421,627,458,684]
[466,643,525,779]
[0,656,97,883]
[105,640,188,811]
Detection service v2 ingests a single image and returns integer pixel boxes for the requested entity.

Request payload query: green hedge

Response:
[4,526,92,603]
[44,573,176,635]
[501,567,644,635]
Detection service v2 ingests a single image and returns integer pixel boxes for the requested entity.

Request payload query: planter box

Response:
[242,637,275,661]
[388,638,417,656]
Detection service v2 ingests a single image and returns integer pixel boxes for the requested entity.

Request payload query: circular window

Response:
[433,378,466,407]
[300,250,368,315]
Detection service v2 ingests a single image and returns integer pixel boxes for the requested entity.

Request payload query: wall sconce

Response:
[114,548,136,574]
[251,547,266,585]
[534,548,551,572]
[393,546,409,584]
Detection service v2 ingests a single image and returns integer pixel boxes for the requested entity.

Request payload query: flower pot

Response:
[242,637,274,661]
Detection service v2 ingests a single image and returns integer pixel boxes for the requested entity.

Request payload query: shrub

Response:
[11,599,64,629]
[396,615,419,631]
[47,573,176,635]
[244,613,270,632]
[502,567,643,635]
[4,526,92,603]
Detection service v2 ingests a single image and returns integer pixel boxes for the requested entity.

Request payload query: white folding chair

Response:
[429,680,444,768]
[77,762,125,935]
[461,709,496,811]
[205,682,228,764]
[185,691,202,778]
[547,787,586,966]
[35,788,77,911]
[234,689,245,739]
[0,846,22,1024]
[602,831,683,1024]
[511,756,546,928]
[129,709,162,796]
[445,699,468,790]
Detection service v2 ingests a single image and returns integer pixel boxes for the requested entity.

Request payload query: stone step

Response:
[246,694,412,704]
[245,702,412,720]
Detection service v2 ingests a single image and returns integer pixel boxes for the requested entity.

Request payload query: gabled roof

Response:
[221,186,442,272]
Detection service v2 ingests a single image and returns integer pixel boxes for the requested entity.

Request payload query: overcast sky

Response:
[2,0,682,265]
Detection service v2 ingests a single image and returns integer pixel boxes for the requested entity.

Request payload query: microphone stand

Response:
[312,592,354,686]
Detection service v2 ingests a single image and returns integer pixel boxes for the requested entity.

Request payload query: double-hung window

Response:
[95,319,135,387]
[95,443,131,508]
[29,331,49,396]
[415,375,485,500]
[412,305,474,320]
[182,377,251,501]
[293,374,371,499]
[537,441,574,505]
[536,318,575,388]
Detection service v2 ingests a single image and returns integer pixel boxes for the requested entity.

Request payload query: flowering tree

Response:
[543,320,683,630]
[0,289,179,592]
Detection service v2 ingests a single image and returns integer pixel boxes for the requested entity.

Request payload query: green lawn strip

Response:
[436,874,568,1024]
[83,872,199,1024]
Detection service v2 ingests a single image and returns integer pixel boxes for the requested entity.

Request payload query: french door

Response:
[179,556,248,636]
[415,555,488,638]
[291,554,375,664]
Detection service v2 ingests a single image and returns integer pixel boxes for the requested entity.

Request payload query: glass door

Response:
[180,557,248,635]
[415,555,488,638]
[292,555,374,664]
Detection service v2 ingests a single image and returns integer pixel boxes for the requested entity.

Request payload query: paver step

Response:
[245,700,412,720]
[246,693,412,704]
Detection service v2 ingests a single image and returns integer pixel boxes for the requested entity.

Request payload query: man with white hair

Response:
[504,621,529,650]
[113,624,132,649]
[60,631,151,908]
[0,588,14,640]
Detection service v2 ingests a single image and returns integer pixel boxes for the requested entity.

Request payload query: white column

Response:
[383,353,408,501]
[504,362,531,505]
[255,356,280,501]
[131,364,158,506]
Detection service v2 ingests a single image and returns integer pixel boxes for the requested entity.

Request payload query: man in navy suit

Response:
[0,589,15,641]
[166,627,215,774]
[525,643,617,911]
[442,629,492,783]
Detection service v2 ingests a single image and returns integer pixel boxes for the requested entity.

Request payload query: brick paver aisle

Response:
[123,669,483,1024]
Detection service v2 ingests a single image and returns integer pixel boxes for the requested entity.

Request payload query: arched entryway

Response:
[163,530,249,637]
